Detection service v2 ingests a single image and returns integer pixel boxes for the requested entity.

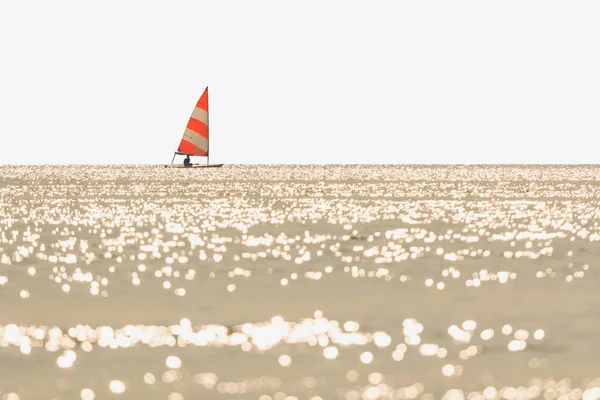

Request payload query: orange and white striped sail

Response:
[177,87,209,156]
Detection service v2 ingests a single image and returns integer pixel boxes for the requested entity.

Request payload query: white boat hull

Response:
[164,164,224,168]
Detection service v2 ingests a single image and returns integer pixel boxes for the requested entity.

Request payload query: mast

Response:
[206,86,209,166]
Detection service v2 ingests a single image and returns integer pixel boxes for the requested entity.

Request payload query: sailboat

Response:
[165,86,224,168]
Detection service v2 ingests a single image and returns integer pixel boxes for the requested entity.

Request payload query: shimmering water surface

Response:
[1,165,600,400]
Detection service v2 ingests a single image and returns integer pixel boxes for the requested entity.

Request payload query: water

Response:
[1,165,600,400]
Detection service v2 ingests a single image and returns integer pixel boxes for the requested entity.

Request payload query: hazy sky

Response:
[1,1,599,164]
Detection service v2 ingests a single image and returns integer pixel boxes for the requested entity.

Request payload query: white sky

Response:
[1,1,599,165]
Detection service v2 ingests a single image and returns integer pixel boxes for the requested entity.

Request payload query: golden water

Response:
[1,165,600,399]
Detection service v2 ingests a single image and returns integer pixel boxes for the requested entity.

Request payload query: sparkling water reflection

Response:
[1,165,600,399]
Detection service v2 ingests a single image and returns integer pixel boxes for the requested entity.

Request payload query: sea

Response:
[1,165,600,400]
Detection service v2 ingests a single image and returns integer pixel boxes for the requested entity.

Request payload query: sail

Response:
[177,87,208,156]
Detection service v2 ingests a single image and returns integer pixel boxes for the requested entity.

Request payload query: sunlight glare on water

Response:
[1,165,600,398]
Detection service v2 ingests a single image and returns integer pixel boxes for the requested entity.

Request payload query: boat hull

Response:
[164,164,224,168]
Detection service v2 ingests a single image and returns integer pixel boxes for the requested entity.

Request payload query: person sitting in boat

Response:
[183,155,192,167]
